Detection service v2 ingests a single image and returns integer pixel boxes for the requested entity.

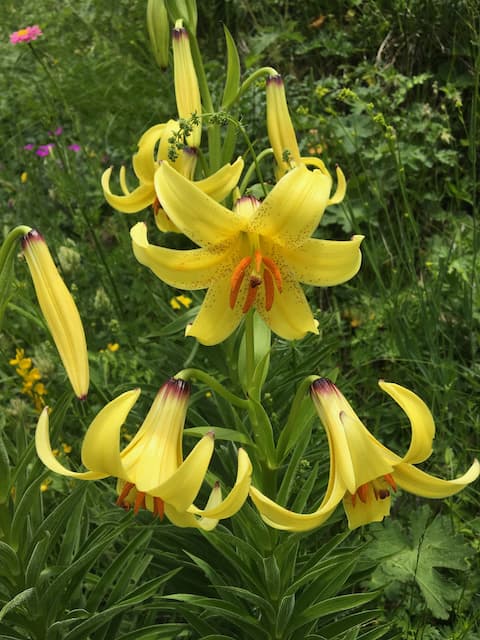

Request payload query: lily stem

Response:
[176,368,249,409]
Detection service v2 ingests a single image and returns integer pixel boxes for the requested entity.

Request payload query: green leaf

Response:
[221,25,241,108]
[238,312,271,396]
[184,426,253,445]
[365,505,473,619]
[0,434,11,503]
[291,592,380,630]
[0,588,37,623]
[0,542,20,578]
[117,625,188,640]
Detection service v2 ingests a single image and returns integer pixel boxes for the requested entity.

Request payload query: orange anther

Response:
[116,481,135,507]
[254,249,262,272]
[263,269,274,311]
[242,279,260,313]
[154,497,165,520]
[133,490,146,514]
[350,492,357,507]
[230,256,252,309]
[356,483,369,503]
[383,474,397,492]
[152,197,161,215]
[262,256,283,292]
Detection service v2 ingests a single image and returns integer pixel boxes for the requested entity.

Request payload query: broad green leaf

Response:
[0,542,19,578]
[365,505,473,619]
[221,25,241,108]
[24,533,51,586]
[320,609,383,637]
[0,588,36,623]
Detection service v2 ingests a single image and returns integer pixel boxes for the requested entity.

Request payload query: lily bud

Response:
[147,0,170,70]
[22,229,89,399]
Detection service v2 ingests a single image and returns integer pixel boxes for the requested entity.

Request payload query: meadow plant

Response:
[0,1,479,638]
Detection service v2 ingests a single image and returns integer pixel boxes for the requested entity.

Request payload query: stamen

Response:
[254,249,262,272]
[242,278,261,313]
[262,256,283,292]
[263,269,274,311]
[350,492,356,507]
[383,474,397,492]
[356,484,369,503]
[230,256,252,309]
[116,482,134,507]
[154,497,165,520]
[133,490,146,514]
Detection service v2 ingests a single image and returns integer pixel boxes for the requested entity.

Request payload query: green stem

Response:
[276,375,319,462]
[237,66,278,101]
[244,309,256,396]
[176,368,249,408]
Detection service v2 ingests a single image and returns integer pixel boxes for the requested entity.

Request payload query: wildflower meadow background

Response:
[1,1,479,639]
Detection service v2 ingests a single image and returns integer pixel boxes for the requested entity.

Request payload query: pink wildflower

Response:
[68,144,81,152]
[36,144,55,157]
[10,25,43,45]
[24,144,34,151]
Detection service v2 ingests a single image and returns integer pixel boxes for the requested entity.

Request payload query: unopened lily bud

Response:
[22,229,89,399]
[147,0,170,70]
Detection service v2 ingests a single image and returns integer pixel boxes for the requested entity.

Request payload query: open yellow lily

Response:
[36,378,252,530]
[250,378,479,531]
[266,73,345,203]
[102,20,243,232]
[22,229,89,399]
[131,161,363,345]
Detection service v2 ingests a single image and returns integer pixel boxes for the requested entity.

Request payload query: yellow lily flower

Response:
[250,378,479,531]
[22,229,89,399]
[36,378,252,529]
[101,123,244,233]
[266,73,346,204]
[131,161,363,345]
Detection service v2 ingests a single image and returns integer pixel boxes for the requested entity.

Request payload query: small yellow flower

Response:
[62,443,72,454]
[107,342,120,352]
[170,294,193,310]
[21,171,28,183]
[40,480,51,492]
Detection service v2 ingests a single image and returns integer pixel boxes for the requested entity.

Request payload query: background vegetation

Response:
[0,1,479,638]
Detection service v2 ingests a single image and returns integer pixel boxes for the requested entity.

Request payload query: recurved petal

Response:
[379,381,435,465]
[35,407,106,480]
[102,167,155,213]
[280,235,363,286]
[189,448,252,519]
[154,162,243,248]
[196,157,244,201]
[185,269,244,345]
[81,389,141,479]
[164,496,220,530]
[131,222,225,289]
[255,274,318,341]
[147,432,215,511]
[249,483,342,532]
[250,165,332,248]
[132,123,166,182]
[393,459,480,498]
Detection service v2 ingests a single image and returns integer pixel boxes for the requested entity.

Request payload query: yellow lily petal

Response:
[189,448,252,519]
[130,222,225,289]
[195,157,244,201]
[327,165,347,205]
[164,487,221,530]
[101,167,155,213]
[186,271,245,345]
[394,459,480,498]
[250,166,332,249]
[35,407,105,480]
[255,274,318,342]
[154,162,243,248]
[147,433,215,511]
[379,381,435,465]
[22,230,89,399]
[81,389,141,478]
[278,235,364,286]
[132,123,166,182]
[249,482,343,532]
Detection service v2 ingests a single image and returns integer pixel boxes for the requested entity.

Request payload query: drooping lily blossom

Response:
[131,161,363,345]
[22,229,89,399]
[102,20,243,232]
[250,378,479,530]
[36,378,252,529]
[266,73,346,203]
[101,122,244,232]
